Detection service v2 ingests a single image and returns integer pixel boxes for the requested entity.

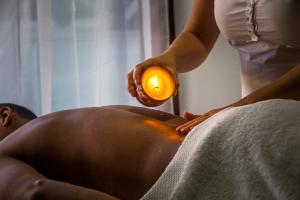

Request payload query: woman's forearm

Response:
[176,64,300,135]
[164,31,212,73]
[229,64,300,107]
[165,0,219,73]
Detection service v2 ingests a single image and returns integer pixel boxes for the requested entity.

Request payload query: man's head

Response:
[0,103,37,141]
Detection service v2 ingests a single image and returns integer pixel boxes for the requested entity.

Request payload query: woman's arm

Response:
[177,64,300,135]
[164,0,220,72]
[128,0,219,100]
[230,64,300,106]
[0,157,119,200]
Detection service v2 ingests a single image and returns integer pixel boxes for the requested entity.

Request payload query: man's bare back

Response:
[0,105,186,200]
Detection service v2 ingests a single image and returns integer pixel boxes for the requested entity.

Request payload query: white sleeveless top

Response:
[214,0,300,96]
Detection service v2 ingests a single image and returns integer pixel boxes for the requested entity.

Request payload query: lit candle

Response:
[140,66,175,103]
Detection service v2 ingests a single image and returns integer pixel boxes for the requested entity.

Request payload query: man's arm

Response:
[0,156,119,200]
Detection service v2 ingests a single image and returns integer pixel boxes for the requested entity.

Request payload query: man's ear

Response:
[0,107,12,127]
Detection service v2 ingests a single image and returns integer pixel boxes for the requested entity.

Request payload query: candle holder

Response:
[137,66,175,107]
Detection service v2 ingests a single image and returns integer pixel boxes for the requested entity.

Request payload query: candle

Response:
[141,66,175,102]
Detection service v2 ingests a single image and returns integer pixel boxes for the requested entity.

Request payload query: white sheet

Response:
[141,99,300,200]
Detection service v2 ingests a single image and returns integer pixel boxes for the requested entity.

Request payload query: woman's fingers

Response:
[176,115,210,135]
[176,111,202,135]
[183,111,200,121]
[126,71,137,97]
[177,120,199,135]
[133,64,144,85]
[136,86,161,107]
[176,119,196,135]
[176,108,224,136]
[136,86,149,102]
[128,54,180,106]
[133,59,159,85]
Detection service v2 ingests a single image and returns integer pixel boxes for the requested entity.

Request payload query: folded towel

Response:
[141,99,300,200]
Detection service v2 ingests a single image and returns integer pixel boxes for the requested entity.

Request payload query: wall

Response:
[173,0,241,115]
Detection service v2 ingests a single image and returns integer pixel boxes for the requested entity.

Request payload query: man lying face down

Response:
[0,103,187,200]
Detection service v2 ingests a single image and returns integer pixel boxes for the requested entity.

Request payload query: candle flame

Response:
[152,75,160,90]
[141,66,175,101]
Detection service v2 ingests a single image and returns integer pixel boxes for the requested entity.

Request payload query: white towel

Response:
[141,99,300,200]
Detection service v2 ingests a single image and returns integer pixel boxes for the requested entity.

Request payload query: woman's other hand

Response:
[176,108,223,136]
[126,52,179,106]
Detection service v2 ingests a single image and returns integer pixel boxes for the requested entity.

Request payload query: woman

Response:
[127,0,300,135]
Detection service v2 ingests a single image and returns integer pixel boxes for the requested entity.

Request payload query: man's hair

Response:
[0,103,37,120]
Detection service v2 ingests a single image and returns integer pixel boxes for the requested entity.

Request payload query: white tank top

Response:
[214,0,300,96]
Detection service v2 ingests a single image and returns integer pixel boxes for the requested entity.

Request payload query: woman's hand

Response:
[176,108,223,136]
[126,52,179,106]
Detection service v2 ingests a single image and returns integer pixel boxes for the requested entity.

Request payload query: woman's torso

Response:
[214,0,300,96]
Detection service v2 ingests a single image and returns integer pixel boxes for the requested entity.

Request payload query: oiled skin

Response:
[0,105,186,199]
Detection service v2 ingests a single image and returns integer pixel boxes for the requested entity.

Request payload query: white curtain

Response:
[0,0,172,116]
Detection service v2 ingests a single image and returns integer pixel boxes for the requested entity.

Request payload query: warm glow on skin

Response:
[141,66,175,101]
[143,119,182,141]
